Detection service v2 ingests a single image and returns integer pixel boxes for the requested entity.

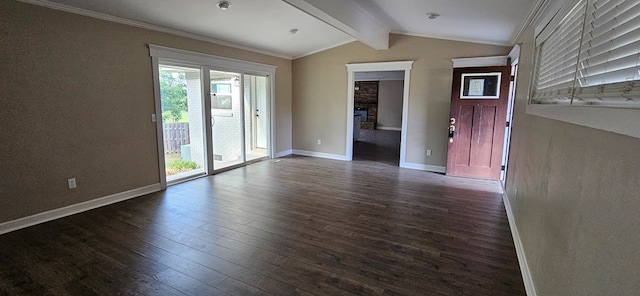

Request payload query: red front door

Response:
[446,66,510,180]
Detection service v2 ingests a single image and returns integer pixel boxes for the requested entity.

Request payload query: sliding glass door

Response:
[209,71,270,170]
[159,64,206,182]
[152,46,274,186]
[244,74,269,161]
[210,70,244,170]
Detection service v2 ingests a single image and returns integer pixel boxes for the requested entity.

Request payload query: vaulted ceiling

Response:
[24,0,540,59]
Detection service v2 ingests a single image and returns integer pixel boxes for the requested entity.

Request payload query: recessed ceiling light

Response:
[217,1,231,10]
[289,28,299,35]
[426,12,440,20]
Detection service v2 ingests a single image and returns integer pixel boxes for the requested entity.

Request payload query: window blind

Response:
[532,0,587,105]
[531,0,640,108]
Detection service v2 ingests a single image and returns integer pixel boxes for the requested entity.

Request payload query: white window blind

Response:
[531,0,640,108]
[532,0,587,104]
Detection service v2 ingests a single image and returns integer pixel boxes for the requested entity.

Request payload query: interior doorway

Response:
[352,72,405,165]
[345,61,414,167]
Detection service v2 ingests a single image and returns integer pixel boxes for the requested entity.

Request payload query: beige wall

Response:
[377,80,403,129]
[506,25,640,294]
[292,34,509,165]
[0,0,292,223]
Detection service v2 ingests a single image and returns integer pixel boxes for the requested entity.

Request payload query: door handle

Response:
[449,117,456,143]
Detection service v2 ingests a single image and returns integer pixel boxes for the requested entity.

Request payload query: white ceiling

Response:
[28,0,539,59]
[351,0,538,45]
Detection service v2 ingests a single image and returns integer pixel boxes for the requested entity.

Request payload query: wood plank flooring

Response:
[0,156,525,295]
[354,129,401,166]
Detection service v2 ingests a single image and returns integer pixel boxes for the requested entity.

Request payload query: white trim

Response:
[460,72,503,99]
[17,0,293,60]
[511,0,547,45]
[377,127,402,131]
[268,73,277,160]
[149,45,277,75]
[509,45,521,65]
[526,105,640,139]
[346,61,414,166]
[400,163,446,173]
[166,172,208,187]
[452,56,509,68]
[292,149,349,161]
[0,184,162,235]
[151,56,167,190]
[275,149,293,158]
[503,192,538,296]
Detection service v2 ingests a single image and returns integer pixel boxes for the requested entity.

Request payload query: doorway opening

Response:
[352,72,405,166]
[346,61,414,167]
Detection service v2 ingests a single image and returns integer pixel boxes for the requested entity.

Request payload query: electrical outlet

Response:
[68,178,77,189]
[316,139,321,145]
[426,149,432,156]
[151,113,157,122]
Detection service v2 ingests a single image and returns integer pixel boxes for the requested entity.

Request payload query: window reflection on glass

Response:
[211,82,233,109]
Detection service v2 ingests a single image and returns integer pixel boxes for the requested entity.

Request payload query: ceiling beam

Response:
[283,0,389,50]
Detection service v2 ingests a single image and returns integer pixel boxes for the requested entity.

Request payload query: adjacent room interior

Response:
[1,0,639,295]
[352,71,405,166]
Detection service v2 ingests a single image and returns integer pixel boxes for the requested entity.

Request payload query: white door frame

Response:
[346,61,413,167]
[501,45,520,182]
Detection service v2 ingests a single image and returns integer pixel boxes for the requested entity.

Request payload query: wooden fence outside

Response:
[163,123,190,153]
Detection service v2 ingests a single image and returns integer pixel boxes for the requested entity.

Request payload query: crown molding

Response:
[17,0,293,60]
[510,0,547,44]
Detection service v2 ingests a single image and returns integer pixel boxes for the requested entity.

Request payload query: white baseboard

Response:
[400,162,446,173]
[377,126,402,131]
[292,149,349,161]
[503,192,538,296]
[275,149,293,158]
[0,183,162,235]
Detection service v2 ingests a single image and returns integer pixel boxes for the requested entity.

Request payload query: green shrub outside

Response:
[166,160,198,170]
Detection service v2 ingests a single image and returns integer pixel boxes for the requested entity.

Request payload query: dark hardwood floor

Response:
[0,156,525,295]
[354,129,401,166]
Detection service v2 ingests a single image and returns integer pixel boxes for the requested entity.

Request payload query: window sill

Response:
[526,104,640,139]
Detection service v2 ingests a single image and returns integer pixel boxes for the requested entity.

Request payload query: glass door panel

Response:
[243,74,269,161]
[210,70,244,170]
[159,65,206,182]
